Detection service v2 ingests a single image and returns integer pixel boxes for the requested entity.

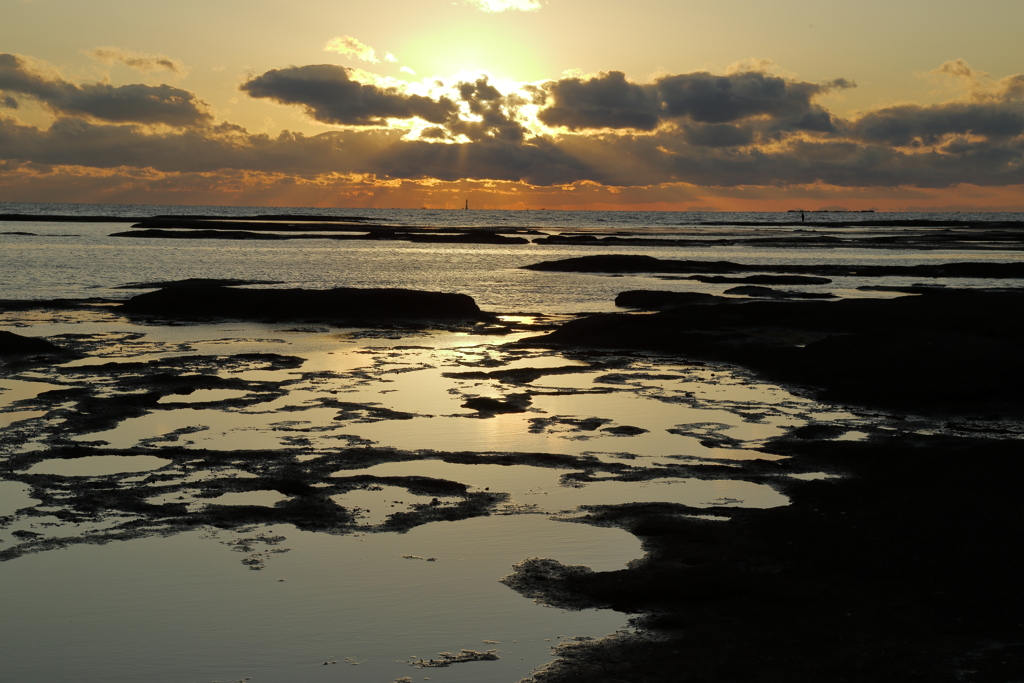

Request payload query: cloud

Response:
[0,53,212,127]
[240,64,457,126]
[324,36,382,63]
[932,58,982,81]
[537,69,854,135]
[444,76,529,142]
[400,66,417,76]
[3,103,1021,192]
[463,0,541,12]
[538,71,661,131]
[658,71,852,125]
[2,57,1022,200]
[850,101,1024,147]
[88,47,186,75]
[384,53,398,63]
[240,67,531,142]
[849,65,1024,148]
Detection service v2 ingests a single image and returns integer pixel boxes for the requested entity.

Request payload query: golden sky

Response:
[2,0,1023,210]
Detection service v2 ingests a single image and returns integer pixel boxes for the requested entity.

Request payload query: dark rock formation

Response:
[527,289,1024,410]
[524,254,1024,278]
[406,230,530,244]
[682,274,833,285]
[525,255,668,273]
[0,330,66,356]
[614,290,724,309]
[525,434,1024,683]
[461,395,531,413]
[723,285,837,299]
[121,284,485,321]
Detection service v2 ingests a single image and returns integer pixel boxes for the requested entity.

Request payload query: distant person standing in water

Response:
[801,211,805,223]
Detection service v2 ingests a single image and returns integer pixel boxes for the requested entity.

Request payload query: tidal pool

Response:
[0,480,38,515]
[0,312,879,683]
[0,378,63,409]
[0,516,640,683]
[334,461,789,512]
[25,455,172,476]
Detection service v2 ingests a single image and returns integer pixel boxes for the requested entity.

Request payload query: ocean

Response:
[3,202,1023,308]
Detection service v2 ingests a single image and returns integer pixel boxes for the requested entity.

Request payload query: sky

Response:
[1,0,1023,211]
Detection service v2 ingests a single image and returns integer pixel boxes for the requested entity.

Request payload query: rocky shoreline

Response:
[505,272,1024,681]
[2,272,1022,682]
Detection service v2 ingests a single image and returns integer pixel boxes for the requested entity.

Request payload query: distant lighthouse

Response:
[464,199,468,210]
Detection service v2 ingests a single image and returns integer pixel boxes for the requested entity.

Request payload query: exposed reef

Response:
[507,281,1024,682]
[121,282,486,322]
[527,288,1024,411]
[3,257,1023,682]
[532,224,1024,249]
[521,433,1024,683]
[0,330,67,356]
[524,254,1024,278]
[112,227,530,244]
[0,213,379,224]
[722,285,837,299]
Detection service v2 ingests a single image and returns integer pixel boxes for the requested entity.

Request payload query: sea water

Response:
[2,202,1022,308]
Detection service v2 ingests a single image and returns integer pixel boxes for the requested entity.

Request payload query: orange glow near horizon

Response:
[2,165,1022,212]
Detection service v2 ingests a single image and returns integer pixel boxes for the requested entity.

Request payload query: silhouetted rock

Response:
[684,274,833,285]
[113,227,531,244]
[461,395,530,413]
[406,230,529,244]
[615,290,724,309]
[0,330,65,356]
[527,289,1024,411]
[122,285,484,321]
[524,255,1024,278]
[723,285,837,299]
[525,254,667,273]
[600,425,648,435]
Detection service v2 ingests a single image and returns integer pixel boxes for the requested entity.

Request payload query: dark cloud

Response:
[681,122,753,148]
[537,69,852,137]
[0,53,211,127]
[373,135,598,186]
[3,110,1020,191]
[0,114,597,185]
[657,71,823,123]
[241,68,529,142]
[851,101,1024,147]
[240,64,457,126]
[2,57,1022,193]
[538,71,661,131]
[446,76,529,142]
